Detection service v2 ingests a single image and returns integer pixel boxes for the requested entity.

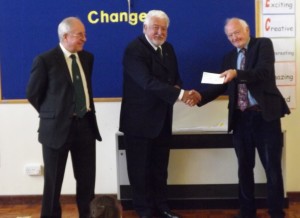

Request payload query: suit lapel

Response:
[55,46,73,84]
[244,37,255,69]
[78,52,89,78]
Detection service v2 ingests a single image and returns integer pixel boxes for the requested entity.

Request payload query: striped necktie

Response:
[237,48,249,111]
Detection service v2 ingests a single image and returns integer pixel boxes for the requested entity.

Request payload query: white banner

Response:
[271,38,295,62]
[278,86,296,109]
[275,62,296,86]
[262,0,295,14]
[262,15,295,37]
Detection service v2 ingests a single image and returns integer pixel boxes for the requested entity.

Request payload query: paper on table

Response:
[201,72,224,84]
[173,120,227,133]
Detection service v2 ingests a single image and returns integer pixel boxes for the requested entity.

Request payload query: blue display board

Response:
[0,0,255,100]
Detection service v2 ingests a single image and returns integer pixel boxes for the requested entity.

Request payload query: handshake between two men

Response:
[182,90,201,107]
[178,68,238,107]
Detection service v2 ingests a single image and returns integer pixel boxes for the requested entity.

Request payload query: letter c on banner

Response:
[88,11,99,24]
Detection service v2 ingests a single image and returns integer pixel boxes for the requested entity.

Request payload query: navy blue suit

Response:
[119,35,182,216]
[27,46,101,218]
[200,37,290,217]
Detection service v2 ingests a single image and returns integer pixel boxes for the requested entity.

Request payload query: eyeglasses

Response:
[69,32,87,39]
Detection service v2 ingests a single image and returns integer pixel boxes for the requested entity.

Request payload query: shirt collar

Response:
[59,43,78,58]
[237,39,250,53]
[237,46,248,53]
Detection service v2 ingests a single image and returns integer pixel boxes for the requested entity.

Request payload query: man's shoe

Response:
[157,211,181,218]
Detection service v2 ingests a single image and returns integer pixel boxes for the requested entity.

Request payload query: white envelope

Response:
[201,72,224,84]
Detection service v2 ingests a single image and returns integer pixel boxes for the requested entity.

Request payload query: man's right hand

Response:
[182,90,201,106]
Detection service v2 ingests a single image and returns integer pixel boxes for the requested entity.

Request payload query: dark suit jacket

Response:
[119,35,182,138]
[200,37,290,131]
[26,46,101,149]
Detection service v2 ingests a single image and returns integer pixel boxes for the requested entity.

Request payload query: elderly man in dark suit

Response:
[199,18,290,218]
[26,17,101,218]
[119,10,200,218]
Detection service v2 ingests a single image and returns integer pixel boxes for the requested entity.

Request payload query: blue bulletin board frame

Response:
[0,0,255,100]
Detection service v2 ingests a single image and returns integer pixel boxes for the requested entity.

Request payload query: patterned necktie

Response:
[157,46,163,60]
[237,48,249,111]
[70,54,87,117]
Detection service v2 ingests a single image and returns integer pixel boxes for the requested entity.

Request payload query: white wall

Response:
[0,100,268,195]
[0,101,121,195]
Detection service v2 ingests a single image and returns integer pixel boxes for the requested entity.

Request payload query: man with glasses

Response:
[198,18,290,218]
[26,17,101,218]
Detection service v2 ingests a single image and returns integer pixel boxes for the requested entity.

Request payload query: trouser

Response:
[233,110,285,218]
[41,115,96,218]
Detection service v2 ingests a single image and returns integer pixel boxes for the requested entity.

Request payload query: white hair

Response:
[144,10,170,27]
[224,17,249,33]
[57,17,81,42]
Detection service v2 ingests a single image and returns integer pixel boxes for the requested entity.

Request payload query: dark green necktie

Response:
[70,54,86,118]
